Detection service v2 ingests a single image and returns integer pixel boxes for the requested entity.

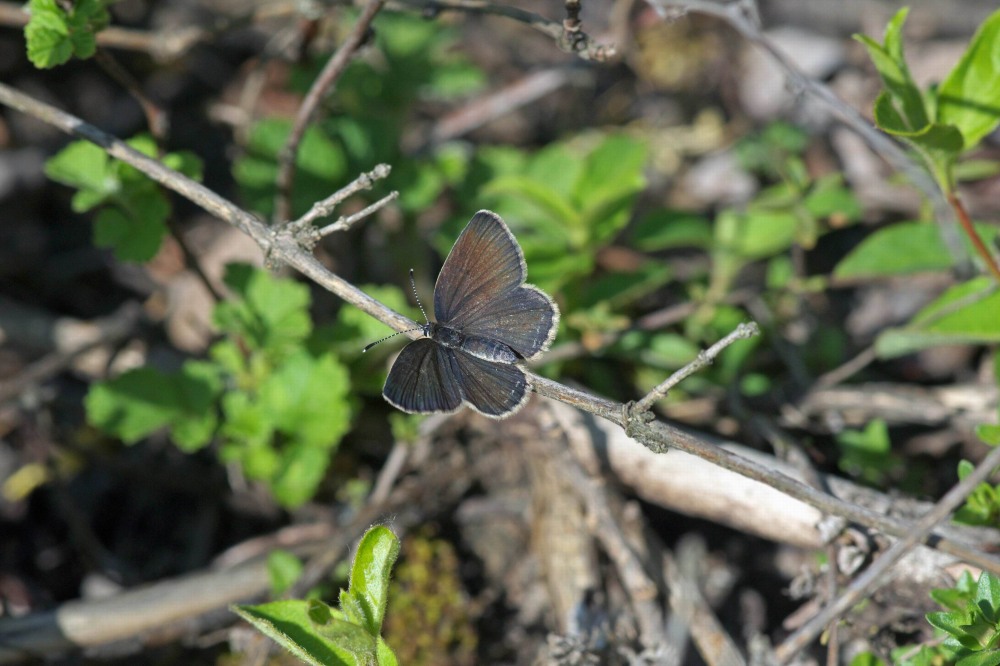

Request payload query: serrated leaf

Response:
[25,9,72,68]
[93,207,169,262]
[342,526,401,636]
[85,366,220,448]
[44,140,112,203]
[232,601,357,666]
[215,264,312,354]
[259,351,351,448]
[937,9,1000,149]
[25,0,108,68]
[270,443,331,508]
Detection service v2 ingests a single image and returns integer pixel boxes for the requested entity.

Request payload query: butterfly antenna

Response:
[409,268,430,325]
[363,327,422,353]
[362,269,429,353]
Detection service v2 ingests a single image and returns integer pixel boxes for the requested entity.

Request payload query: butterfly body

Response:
[382,210,559,419]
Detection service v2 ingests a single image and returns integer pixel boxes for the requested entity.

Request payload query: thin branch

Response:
[5,82,1000,581]
[561,454,667,649]
[313,191,399,239]
[774,442,1000,662]
[294,163,392,229]
[274,0,386,223]
[391,0,615,61]
[530,373,1000,575]
[633,321,759,414]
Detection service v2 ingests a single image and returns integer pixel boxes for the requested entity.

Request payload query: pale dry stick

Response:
[3,82,1000,578]
[560,454,668,650]
[294,163,392,229]
[663,546,745,666]
[647,0,963,264]
[633,321,759,414]
[274,0,386,223]
[531,374,1000,575]
[774,442,1000,663]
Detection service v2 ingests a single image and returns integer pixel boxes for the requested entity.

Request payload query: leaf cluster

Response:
[233,525,401,666]
[25,0,108,68]
[85,264,354,507]
[45,135,203,262]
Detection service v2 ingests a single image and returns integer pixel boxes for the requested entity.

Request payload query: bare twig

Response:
[663,544,746,666]
[312,191,398,239]
[560,455,667,649]
[774,442,1000,662]
[4,82,1000,580]
[274,0,386,223]
[293,163,392,229]
[391,0,616,61]
[633,321,759,414]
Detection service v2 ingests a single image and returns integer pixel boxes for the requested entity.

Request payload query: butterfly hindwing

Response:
[383,339,463,415]
[450,349,530,418]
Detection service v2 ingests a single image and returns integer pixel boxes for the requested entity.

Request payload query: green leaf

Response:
[875,278,1000,358]
[259,351,351,449]
[85,365,221,449]
[957,651,1000,666]
[342,526,401,636]
[270,443,331,508]
[978,425,1000,446]
[976,572,1000,622]
[854,9,929,132]
[834,222,955,278]
[833,222,1000,279]
[232,601,357,666]
[93,207,169,262]
[937,10,1000,149]
[25,0,108,68]
[267,550,304,597]
[215,264,313,355]
[44,140,113,207]
[631,209,713,251]
[715,208,799,260]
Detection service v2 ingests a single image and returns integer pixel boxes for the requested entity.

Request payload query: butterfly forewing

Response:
[450,349,530,417]
[383,339,463,414]
[434,210,526,327]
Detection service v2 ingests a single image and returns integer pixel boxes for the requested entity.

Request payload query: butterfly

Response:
[378,210,558,418]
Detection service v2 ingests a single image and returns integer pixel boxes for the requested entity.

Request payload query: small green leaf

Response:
[978,425,1000,446]
[834,222,954,278]
[975,572,1000,622]
[631,209,712,251]
[215,264,313,354]
[957,650,1000,666]
[343,526,401,636]
[267,550,304,597]
[93,207,169,262]
[44,140,113,206]
[85,365,221,448]
[232,601,357,666]
[937,10,1000,149]
[875,278,1000,358]
[25,0,108,68]
[715,208,798,260]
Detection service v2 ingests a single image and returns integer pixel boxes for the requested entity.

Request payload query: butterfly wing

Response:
[434,210,559,360]
[383,339,463,415]
[451,349,530,418]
